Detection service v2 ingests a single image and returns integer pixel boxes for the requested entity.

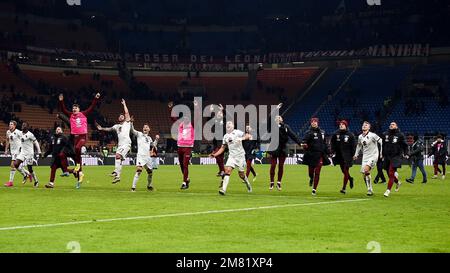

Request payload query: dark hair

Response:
[436,134,443,139]
[72,103,80,108]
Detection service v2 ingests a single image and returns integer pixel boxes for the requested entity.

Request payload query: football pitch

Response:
[0,164,449,253]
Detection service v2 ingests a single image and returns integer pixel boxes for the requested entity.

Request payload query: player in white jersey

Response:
[130,123,160,192]
[96,99,131,183]
[12,122,41,187]
[353,121,382,196]
[210,121,252,195]
[4,121,30,187]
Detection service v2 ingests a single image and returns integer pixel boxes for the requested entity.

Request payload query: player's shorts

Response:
[225,156,246,172]
[10,153,19,161]
[116,144,131,159]
[151,157,159,169]
[136,155,152,169]
[361,156,378,173]
[17,152,34,165]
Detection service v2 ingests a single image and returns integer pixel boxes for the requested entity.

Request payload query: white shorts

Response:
[136,155,152,169]
[116,144,131,159]
[225,156,246,172]
[17,152,34,165]
[151,157,159,169]
[11,153,19,161]
[361,156,378,173]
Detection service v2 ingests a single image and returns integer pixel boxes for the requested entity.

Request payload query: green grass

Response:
[0,164,449,253]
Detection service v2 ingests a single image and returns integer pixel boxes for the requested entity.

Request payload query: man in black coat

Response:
[381,121,409,197]
[302,117,331,196]
[267,114,302,191]
[406,134,427,184]
[429,134,447,180]
[44,126,71,188]
[330,120,356,194]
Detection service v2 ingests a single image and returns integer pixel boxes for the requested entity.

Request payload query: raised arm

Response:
[130,122,139,136]
[82,93,100,115]
[96,122,115,132]
[192,98,202,127]
[168,101,178,122]
[57,113,70,127]
[58,94,71,116]
[269,103,283,118]
[121,99,131,121]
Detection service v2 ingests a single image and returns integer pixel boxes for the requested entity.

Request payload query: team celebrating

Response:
[3,95,448,198]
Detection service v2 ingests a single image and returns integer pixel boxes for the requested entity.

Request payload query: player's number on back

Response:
[67,241,81,253]
[366,241,381,253]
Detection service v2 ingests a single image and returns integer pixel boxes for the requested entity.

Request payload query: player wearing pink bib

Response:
[58,92,100,183]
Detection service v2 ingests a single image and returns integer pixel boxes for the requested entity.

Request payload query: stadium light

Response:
[66,0,81,6]
[367,0,381,6]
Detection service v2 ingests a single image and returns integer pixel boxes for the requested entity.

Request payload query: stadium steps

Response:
[308,65,411,134]
[284,67,355,136]
[0,123,8,142]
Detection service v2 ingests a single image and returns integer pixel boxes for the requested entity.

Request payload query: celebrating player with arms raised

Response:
[210,121,253,195]
[130,122,159,192]
[96,99,132,184]
[59,92,100,182]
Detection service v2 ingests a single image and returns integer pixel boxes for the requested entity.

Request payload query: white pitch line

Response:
[0,198,368,231]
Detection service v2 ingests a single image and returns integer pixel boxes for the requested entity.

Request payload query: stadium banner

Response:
[21,43,430,64]
[0,155,446,167]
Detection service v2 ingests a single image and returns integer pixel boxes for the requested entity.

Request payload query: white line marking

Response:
[0,198,368,231]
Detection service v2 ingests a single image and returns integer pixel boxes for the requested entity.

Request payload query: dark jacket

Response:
[243,136,260,160]
[267,122,301,157]
[302,126,331,167]
[57,113,76,157]
[409,140,424,164]
[429,140,447,164]
[44,133,70,165]
[330,129,356,166]
[381,128,408,169]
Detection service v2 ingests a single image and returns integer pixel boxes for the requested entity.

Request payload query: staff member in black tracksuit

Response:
[242,124,260,182]
[302,117,331,196]
[267,113,302,191]
[330,120,356,194]
[44,126,71,188]
[382,121,409,197]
